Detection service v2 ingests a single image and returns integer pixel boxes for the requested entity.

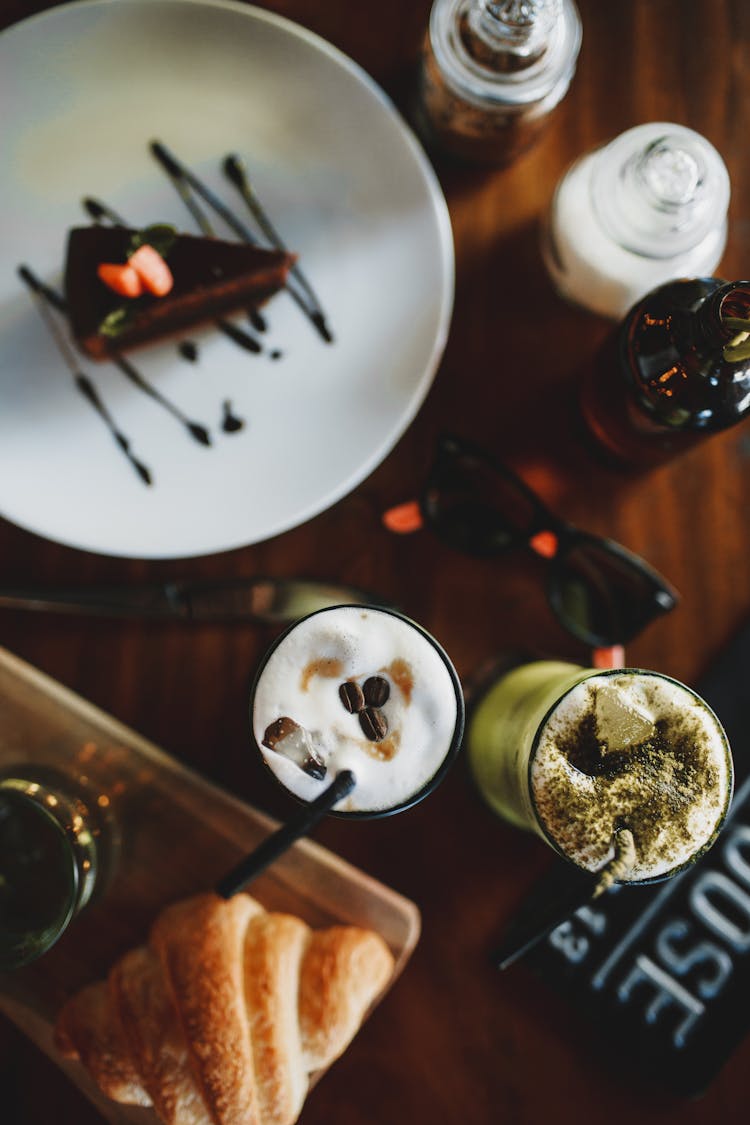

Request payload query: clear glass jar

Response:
[542,122,731,319]
[415,0,582,166]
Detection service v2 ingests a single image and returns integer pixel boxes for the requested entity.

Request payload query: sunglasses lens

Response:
[424,448,537,555]
[550,540,675,645]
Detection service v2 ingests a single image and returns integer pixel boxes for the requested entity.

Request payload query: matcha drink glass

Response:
[468,660,733,884]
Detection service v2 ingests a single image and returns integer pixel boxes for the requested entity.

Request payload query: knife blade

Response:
[0,578,388,624]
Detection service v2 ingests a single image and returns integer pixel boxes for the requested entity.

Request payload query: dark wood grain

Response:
[2,1,750,1123]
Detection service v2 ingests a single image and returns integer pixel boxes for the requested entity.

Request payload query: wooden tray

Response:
[0,646,421,1124]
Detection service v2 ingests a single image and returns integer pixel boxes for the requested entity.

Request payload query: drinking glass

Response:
[249,604,465,819]
[468,659,733,884]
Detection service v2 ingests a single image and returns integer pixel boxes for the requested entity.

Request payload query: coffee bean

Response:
[339,680,365,713]
[359,707,388,742]
[363,675,390,708]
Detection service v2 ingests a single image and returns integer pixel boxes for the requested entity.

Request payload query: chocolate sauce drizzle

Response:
[17,266,153,486]
[83,197,125,226]
[216,318,261,354]
[223,152,334,344]
[151,141,256,242]
[217,318,261,354]
[112,354,211,446]
[150,140,333,344]
[19,271,68,313]
[19,265,211,450]
[178,340,199,362]
[147,144,266,353]
[74,374,153,486]
[221,400,245,433]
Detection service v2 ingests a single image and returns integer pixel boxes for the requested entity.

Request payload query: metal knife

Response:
[0,577,388,624]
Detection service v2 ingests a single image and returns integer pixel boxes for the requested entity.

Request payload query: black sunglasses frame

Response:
[418,434,679,648]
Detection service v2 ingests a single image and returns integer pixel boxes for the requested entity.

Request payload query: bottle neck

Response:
[462,0,561,72]
[694,283,750,359]
[591,125,730,260]
[427,0,581,109]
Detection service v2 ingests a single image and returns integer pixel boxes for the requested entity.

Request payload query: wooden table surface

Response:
[1,1,748,1122]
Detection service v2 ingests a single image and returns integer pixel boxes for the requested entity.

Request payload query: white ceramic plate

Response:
[0,0,453,558]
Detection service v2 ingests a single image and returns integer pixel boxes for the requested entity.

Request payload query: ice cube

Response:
[594,684,655,754]
[262,717,327,780]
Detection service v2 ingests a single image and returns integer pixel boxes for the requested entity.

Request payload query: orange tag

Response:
[529,530,559,559]
[382,500,423,534]
[592,645,626,670]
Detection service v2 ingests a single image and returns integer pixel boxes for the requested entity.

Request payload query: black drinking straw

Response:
[216,769,357,899]
[494,827,636,970]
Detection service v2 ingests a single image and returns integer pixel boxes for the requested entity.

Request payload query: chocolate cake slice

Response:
[64,226,295,359]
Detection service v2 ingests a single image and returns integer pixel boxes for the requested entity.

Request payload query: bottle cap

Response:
[591,122,730,259]
[430,0,582,110]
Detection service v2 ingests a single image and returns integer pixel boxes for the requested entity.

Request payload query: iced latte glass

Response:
[251,605,464,818]
[468,661,733,884]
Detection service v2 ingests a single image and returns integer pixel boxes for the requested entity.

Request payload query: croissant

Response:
[55,892,395,1125]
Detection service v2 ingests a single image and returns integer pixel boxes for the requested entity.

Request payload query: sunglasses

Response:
[383,434,679,648]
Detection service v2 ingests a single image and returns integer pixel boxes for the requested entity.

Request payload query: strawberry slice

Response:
[97,262,144,298]
[128,243,174,296]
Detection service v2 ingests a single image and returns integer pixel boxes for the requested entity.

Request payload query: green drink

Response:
[468,660,733,884]
[0,774,103,970]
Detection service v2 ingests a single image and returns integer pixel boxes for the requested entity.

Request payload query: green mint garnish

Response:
[98,305,133,338]
[127,223,177,259]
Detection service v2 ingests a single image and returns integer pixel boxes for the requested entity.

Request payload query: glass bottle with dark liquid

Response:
[580,279,750,468]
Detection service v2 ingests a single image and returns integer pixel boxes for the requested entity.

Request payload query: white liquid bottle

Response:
[541,122,730,319]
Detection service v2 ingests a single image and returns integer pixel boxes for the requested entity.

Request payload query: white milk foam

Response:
[530,671,732,881]
[252,607,459,814]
